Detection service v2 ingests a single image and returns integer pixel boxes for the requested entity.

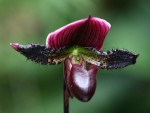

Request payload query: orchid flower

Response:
[10,16,139,113]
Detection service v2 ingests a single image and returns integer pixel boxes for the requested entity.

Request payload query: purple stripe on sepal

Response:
[46,16,111,50]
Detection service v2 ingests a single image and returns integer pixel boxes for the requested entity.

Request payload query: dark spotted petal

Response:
[10,43,51,64]
[46,16,111,50]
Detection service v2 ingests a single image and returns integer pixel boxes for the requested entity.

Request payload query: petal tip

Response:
[88,15,92,20]
[10,43,19,51]
[104,20,111,29]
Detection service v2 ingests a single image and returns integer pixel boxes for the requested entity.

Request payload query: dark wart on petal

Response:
[10,43,69,65]
[102,49,139,69]
[81,47,139,69]
[11,43,50,64]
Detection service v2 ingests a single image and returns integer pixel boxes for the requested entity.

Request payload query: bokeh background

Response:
[0,0,150,113]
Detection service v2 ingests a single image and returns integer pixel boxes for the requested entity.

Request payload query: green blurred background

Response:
[0,0,150,113]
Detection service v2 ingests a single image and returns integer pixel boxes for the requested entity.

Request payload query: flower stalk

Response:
[64,63,69,113]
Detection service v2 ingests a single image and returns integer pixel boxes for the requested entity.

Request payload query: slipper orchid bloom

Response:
[10,16,138,113]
